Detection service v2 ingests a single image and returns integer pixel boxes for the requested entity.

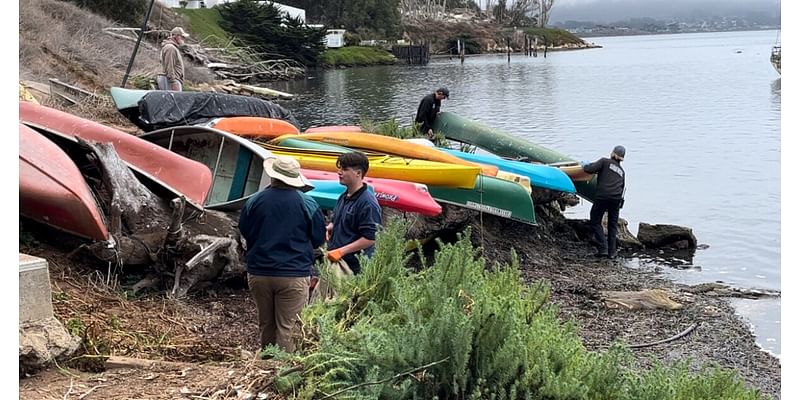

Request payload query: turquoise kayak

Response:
[109,87,149,110]
[433,112,597,200]
[441,148,575,193]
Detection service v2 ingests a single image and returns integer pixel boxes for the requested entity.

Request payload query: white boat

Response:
[771,45,781,74]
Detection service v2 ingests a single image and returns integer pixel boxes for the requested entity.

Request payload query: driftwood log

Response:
[72,139,245,297]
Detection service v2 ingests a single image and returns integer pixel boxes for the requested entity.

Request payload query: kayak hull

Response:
[428,175,536,225]
[301,169,442,216]
[290,131,499,176]
[19,123,109,241]
[441,148,576,193]
[433,112,597,200]
[260,143,481,189]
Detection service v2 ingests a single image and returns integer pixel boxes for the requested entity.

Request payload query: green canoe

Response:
[428,175,536,225]
[277,136,536,225]
[433,112,598,201]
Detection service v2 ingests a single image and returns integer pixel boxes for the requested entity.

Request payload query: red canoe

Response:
[301,169,442,217]
[305,125,362,133]
[19,101,213,209]
[19,123,110,241]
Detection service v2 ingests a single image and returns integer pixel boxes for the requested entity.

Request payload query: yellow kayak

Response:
[278,132,499,177]
[260,143,480,189]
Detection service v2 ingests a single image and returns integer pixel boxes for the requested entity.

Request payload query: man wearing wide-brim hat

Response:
[238,155,325,352]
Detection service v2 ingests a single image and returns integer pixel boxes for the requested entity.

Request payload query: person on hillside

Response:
[325,152,383,275]
[581,145,626,259]
[158,27,189,91]
[238,156,326,352]
[414,87,450,139]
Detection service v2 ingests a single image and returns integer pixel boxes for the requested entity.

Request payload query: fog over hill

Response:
[548,0,780,24]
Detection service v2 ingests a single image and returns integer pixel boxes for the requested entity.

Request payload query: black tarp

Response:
[131,91,300,131]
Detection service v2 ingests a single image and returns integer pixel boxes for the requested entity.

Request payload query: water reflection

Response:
[771,78,781,108]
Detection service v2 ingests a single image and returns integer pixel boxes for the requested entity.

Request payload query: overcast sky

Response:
[542,0,781,23]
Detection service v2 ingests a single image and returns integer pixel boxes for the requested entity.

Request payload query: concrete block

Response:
[19,254,54,323]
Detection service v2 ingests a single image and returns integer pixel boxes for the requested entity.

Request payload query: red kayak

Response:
[305,125,362,133]
[301,169,442,217]
[19,101,213,209]
[19,123,109,241]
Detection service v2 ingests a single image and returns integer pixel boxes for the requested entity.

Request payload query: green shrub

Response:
[276,218,763,399]
[523,27,585,46]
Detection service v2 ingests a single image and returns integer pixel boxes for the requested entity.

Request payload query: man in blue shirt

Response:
[238,155,326,352]
[326,152,383,275]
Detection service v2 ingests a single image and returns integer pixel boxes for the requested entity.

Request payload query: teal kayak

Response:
[428,175,536,225]
[433,112,597,200]
[109,87,149,110]
[276,137,355,153]
[441,148,575,193]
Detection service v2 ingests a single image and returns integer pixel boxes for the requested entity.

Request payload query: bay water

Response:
[271,30,781,356]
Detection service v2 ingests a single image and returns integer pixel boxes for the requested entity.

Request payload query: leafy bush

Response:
[523,27,585,46]
[217,0,326,67]
[271,218,763,399]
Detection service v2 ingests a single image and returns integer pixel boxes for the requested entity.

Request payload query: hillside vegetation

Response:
[19,0,162,90]
[173,8,232,48]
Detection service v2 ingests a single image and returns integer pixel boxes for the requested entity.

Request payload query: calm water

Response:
[271,30,781,356]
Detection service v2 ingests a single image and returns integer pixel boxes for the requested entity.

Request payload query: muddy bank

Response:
[18,202,780,399]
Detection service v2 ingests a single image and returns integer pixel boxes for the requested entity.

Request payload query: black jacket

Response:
[414,93,440,133]
[583,157,625,200]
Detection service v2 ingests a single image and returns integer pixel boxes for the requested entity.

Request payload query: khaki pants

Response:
[156,74,182,91]
[309,260,354,303]
[247,274,310,353]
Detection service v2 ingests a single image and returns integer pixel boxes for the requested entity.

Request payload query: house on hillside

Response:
[157,0,306,22]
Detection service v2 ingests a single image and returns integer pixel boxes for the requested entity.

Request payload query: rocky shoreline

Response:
[19,200,780,399]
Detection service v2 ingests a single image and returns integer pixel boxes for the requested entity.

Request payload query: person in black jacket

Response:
[238,155,326,352]
[582,145,626,259]
[414,87,450,138]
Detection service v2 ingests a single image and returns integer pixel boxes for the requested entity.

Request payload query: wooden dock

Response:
[392,44,430,65]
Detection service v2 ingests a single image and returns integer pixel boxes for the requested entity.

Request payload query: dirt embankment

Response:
[19,201,780,399]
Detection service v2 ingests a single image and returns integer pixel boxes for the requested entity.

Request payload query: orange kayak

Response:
[208,116,300,139]
[286,131,499,176]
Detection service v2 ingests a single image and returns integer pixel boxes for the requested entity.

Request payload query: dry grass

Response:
[19,0,163,91]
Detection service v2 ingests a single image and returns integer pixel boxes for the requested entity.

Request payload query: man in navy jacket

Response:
[325,152,383,275]
[582,145,626,259]
[239,156,325,352]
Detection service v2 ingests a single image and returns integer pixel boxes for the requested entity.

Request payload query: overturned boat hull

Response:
[20,101,213,209]
[19,123,109,241]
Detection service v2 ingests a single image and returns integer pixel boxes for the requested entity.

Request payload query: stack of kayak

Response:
[201,119,582,226]
[432,112,597,200]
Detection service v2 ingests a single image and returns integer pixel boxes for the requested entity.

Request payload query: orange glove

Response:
[327,248,345,262]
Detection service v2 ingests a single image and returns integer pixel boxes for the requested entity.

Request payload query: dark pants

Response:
[247,274,309,352]
[589,199,622,255]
